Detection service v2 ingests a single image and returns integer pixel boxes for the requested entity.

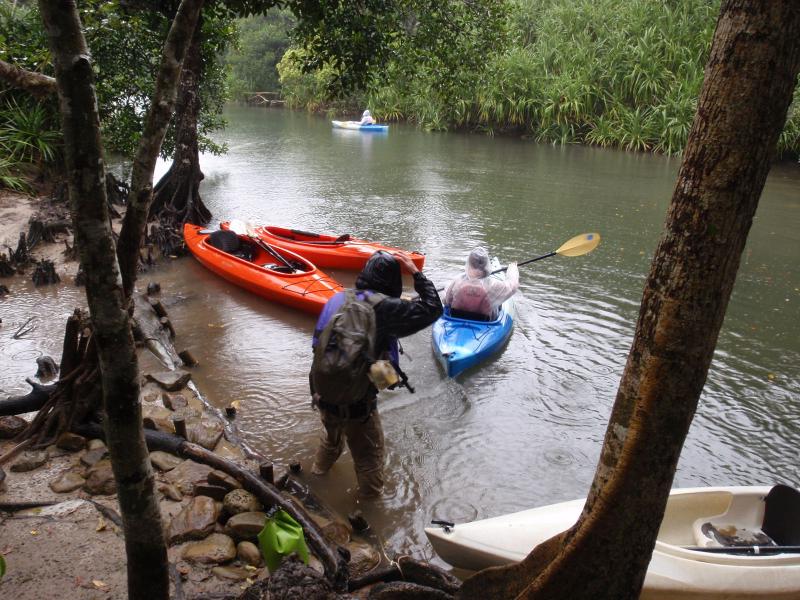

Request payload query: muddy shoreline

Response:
[0,190,384,599]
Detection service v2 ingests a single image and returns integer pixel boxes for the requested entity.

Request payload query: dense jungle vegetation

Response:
[266,0,800,157]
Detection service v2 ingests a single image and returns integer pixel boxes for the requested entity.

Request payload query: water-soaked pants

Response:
[312,407,385,497]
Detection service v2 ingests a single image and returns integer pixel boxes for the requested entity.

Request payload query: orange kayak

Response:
[184,224,343,315]
[220,223,425,272]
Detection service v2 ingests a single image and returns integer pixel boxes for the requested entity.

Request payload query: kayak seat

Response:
[207,229,241,253]
[335,234,351,242]
[762,484,800,546]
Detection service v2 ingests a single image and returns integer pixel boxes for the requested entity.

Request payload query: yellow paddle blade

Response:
[556,232,601,257]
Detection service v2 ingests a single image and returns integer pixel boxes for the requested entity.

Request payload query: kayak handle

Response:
[431,519,455,533]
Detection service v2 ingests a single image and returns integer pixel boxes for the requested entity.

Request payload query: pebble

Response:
[168,495,220,543]
[207,470,241,492]
[83,460,116,495]
[211,566,252,581]
[55,432,86,452]
[182,533,237,564]
[225,511,267,540]
[223,489,263,516]
[237,541,262,567]
[149,450,182,472]
[87,439,107,451]
[81,446,109,467]
[157,482,183,502]
[49,470,86,493]
[10,450,48,472]
[0,415,27,439]
[146,370,191,391]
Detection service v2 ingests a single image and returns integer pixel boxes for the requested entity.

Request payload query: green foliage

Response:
[226,10,295,99]
[281,0,800,157]
[1,1,233,160]
[0,552,5,578]
[0,94,61,164]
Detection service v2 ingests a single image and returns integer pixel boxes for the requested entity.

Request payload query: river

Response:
[1,106,798,566]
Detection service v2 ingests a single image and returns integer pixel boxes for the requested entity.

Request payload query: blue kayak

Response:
[332,120,389,132]
[432,260,515,377]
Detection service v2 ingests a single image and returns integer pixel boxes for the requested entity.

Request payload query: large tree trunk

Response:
[116,0,204,298]
[459,3,800,599]
[151,22,211,233]
[37,2,169,599]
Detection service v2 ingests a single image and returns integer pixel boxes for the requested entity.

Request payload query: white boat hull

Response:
[425,486,800,599]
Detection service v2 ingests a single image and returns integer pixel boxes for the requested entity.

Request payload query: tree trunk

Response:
[116,0,204,298]
[37,2,169,599]
[458,3,800,599]
[151,22,212,231]
[0,58,57,97]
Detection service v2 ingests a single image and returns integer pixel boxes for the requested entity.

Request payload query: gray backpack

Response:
[311,290,386,406]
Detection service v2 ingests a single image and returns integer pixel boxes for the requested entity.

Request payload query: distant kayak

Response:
[184,224,342,315]
[332,120,389,132]
[222,222,425,272]
[432,258,514,377]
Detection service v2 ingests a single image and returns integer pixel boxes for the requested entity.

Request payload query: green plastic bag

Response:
[257,509,310,572]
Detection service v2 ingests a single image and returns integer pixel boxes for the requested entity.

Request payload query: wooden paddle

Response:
[490,232,601,275]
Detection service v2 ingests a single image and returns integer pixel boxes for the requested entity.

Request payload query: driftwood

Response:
[0,379,56,416]
[349,564,403,592]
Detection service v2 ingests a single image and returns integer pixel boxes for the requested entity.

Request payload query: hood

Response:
[356,250,402,297]
[466,246,490,278]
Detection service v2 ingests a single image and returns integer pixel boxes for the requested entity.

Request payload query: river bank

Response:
[0,189,386,599]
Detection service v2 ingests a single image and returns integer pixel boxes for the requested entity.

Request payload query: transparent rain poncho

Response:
[360,109,374,124]
[444,247,519,318]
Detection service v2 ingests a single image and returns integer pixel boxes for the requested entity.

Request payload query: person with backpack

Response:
[444,246,519,320]
[309,250,442,498]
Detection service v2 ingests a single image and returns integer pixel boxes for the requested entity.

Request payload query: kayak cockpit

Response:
[204,228,312,274]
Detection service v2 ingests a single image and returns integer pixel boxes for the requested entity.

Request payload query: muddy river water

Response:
[2,106,798,565]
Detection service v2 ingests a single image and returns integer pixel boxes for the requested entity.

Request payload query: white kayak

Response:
[331,120,389,132]
[425,485,800,599]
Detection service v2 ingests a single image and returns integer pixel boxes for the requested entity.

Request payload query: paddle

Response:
[229,220,295,271]
[490,232,601,275]
[684,545,800,555]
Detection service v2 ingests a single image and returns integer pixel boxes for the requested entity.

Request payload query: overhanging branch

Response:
[0,59,57,98]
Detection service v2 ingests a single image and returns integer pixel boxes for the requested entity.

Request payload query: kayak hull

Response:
[224,223,425,272]
[332,120,388,132]
[425,486,800,599]
[432,258,514,377]
[183,224,342,315]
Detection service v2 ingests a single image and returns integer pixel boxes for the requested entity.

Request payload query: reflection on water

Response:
[2,106,798,564]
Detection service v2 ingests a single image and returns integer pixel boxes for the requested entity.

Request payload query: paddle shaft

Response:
[685,545,800,555]
[490,251,555,275]
[251,237,294,270]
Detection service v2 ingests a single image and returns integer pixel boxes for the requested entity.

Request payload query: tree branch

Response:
[0,58,57,98]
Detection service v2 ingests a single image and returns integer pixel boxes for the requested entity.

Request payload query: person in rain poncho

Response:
[360,109,375,125]
[444,247,519,320]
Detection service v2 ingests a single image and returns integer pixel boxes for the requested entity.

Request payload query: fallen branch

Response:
[0,379,55,416]
[73,423,350,591]
[0,59,57,98]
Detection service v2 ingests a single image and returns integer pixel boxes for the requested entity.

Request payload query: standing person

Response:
[309,251,442,497]
[359,109,375,125]
[444,246,519,320]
